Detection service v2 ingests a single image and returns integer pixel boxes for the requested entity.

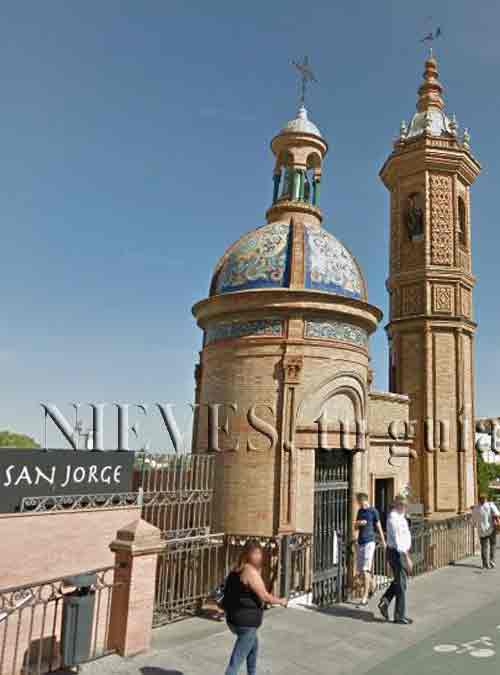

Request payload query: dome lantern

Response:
[268,104,328,226]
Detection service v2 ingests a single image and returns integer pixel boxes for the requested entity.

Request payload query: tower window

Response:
[281,167,294,200]
[458,197,467,247]
[306,152,322,206]
[405,192,424,241]
[275,150,294,201]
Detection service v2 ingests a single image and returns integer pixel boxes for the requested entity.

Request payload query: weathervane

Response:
[420,22,442,57]
[291,56,317,106]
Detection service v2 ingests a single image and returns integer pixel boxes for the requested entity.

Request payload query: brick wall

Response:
[0,506,141,588]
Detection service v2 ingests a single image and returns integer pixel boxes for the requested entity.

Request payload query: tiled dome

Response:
[211,221,366,300]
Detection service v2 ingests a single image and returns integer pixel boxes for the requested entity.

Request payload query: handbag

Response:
[489,504,500,533]
[214,582,226,609]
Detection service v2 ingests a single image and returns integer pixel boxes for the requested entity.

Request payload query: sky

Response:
[1,0,499,450]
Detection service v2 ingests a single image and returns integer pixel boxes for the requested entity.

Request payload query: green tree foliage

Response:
[0,430,39,448]
[476,445,500,497]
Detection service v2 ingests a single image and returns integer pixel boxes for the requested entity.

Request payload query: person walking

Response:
[223,540,288,675]
[472,494,499,569]
[377,495,413,625]
[354,492,386,606]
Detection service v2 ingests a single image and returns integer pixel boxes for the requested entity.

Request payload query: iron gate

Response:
[153,531,223,626]
[135,454,225,625]
[312,449,351,605]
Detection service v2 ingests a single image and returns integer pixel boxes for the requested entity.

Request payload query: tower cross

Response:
[291,56,317,106]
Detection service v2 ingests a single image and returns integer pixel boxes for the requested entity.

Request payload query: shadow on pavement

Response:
[196,606,226,622]
[450,561,483,570]
[313,605,385,623]
[141,668,184,675]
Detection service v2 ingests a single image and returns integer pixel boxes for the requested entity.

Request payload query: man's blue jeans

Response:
[382,548,408,620]
[225,624,259,675]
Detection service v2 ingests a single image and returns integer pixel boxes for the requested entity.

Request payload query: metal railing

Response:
[136,454,215,536]
[223,534,281,593]
[281,533,313,599]
[0,566,122,675]
[223,533,313,599]
[20,493,140,512]
[153,532,224,627]
[350,514,478,598]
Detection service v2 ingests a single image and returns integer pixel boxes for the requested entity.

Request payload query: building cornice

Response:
[385,315,477,334]
[386,268,476,289]
[380,136,481,188]
[192,288,382,335]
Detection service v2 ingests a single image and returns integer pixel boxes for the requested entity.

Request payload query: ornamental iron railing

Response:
[280,533,313,599]
[136,454,215,537]
[223,534,282,595]
[0,566,123,675]
[20,492,140,512]
[350,513,478,600]
[153,532,224,627]
[152,530,314,627]
[223,533,313,599]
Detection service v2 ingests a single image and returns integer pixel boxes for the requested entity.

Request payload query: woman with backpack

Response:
[222,540,288,675]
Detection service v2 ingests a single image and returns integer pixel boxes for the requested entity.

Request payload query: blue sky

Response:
[1,1,499,449]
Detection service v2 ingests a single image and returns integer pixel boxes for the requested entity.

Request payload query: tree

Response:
[0,430,39,448]
[476,445,500,497]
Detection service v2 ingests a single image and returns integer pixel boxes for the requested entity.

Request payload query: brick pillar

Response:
[108,519,164,657]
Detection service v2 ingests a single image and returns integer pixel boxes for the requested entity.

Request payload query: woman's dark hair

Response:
[235,540,263,573]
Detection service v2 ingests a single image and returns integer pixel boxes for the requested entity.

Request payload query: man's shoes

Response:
[482,563,489,569]
[394,617,414,625]
[377,599,389,621]
[489,561,496,569]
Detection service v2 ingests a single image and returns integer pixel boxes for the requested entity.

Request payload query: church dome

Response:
[210,221,366,300]
[280,106,322,138]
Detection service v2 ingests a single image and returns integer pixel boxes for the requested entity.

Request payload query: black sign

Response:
[0,448,135,513]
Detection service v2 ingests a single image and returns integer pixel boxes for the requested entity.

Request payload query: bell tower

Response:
[380,54,481,516]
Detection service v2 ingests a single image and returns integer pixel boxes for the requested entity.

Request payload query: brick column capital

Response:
[110,518,164,557]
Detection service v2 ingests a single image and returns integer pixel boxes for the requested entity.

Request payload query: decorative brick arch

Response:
[295,369,367,430]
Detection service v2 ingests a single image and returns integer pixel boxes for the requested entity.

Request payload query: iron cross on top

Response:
[291,56,317,106]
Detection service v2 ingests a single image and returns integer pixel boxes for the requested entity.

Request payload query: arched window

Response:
[306,152,322,206]
[458,197,467,247]
[405,192,424,240]
[277,151,294,201]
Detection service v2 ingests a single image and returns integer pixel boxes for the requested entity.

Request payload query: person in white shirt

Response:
[472,494,499,569]
[377,495,413,625]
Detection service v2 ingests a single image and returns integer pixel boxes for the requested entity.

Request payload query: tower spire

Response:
[417,53,444,112]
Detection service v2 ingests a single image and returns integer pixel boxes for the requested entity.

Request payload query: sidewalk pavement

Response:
[82,550,500,675]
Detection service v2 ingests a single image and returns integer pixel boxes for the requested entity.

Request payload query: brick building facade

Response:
[191,54,480,540]
[191,99,412,540]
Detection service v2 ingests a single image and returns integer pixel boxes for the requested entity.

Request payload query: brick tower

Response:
[380,54,481,516]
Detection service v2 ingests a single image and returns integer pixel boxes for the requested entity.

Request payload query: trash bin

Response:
[61,573,97,667]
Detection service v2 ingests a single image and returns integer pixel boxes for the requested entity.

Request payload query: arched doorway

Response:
[296,373,367,606]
